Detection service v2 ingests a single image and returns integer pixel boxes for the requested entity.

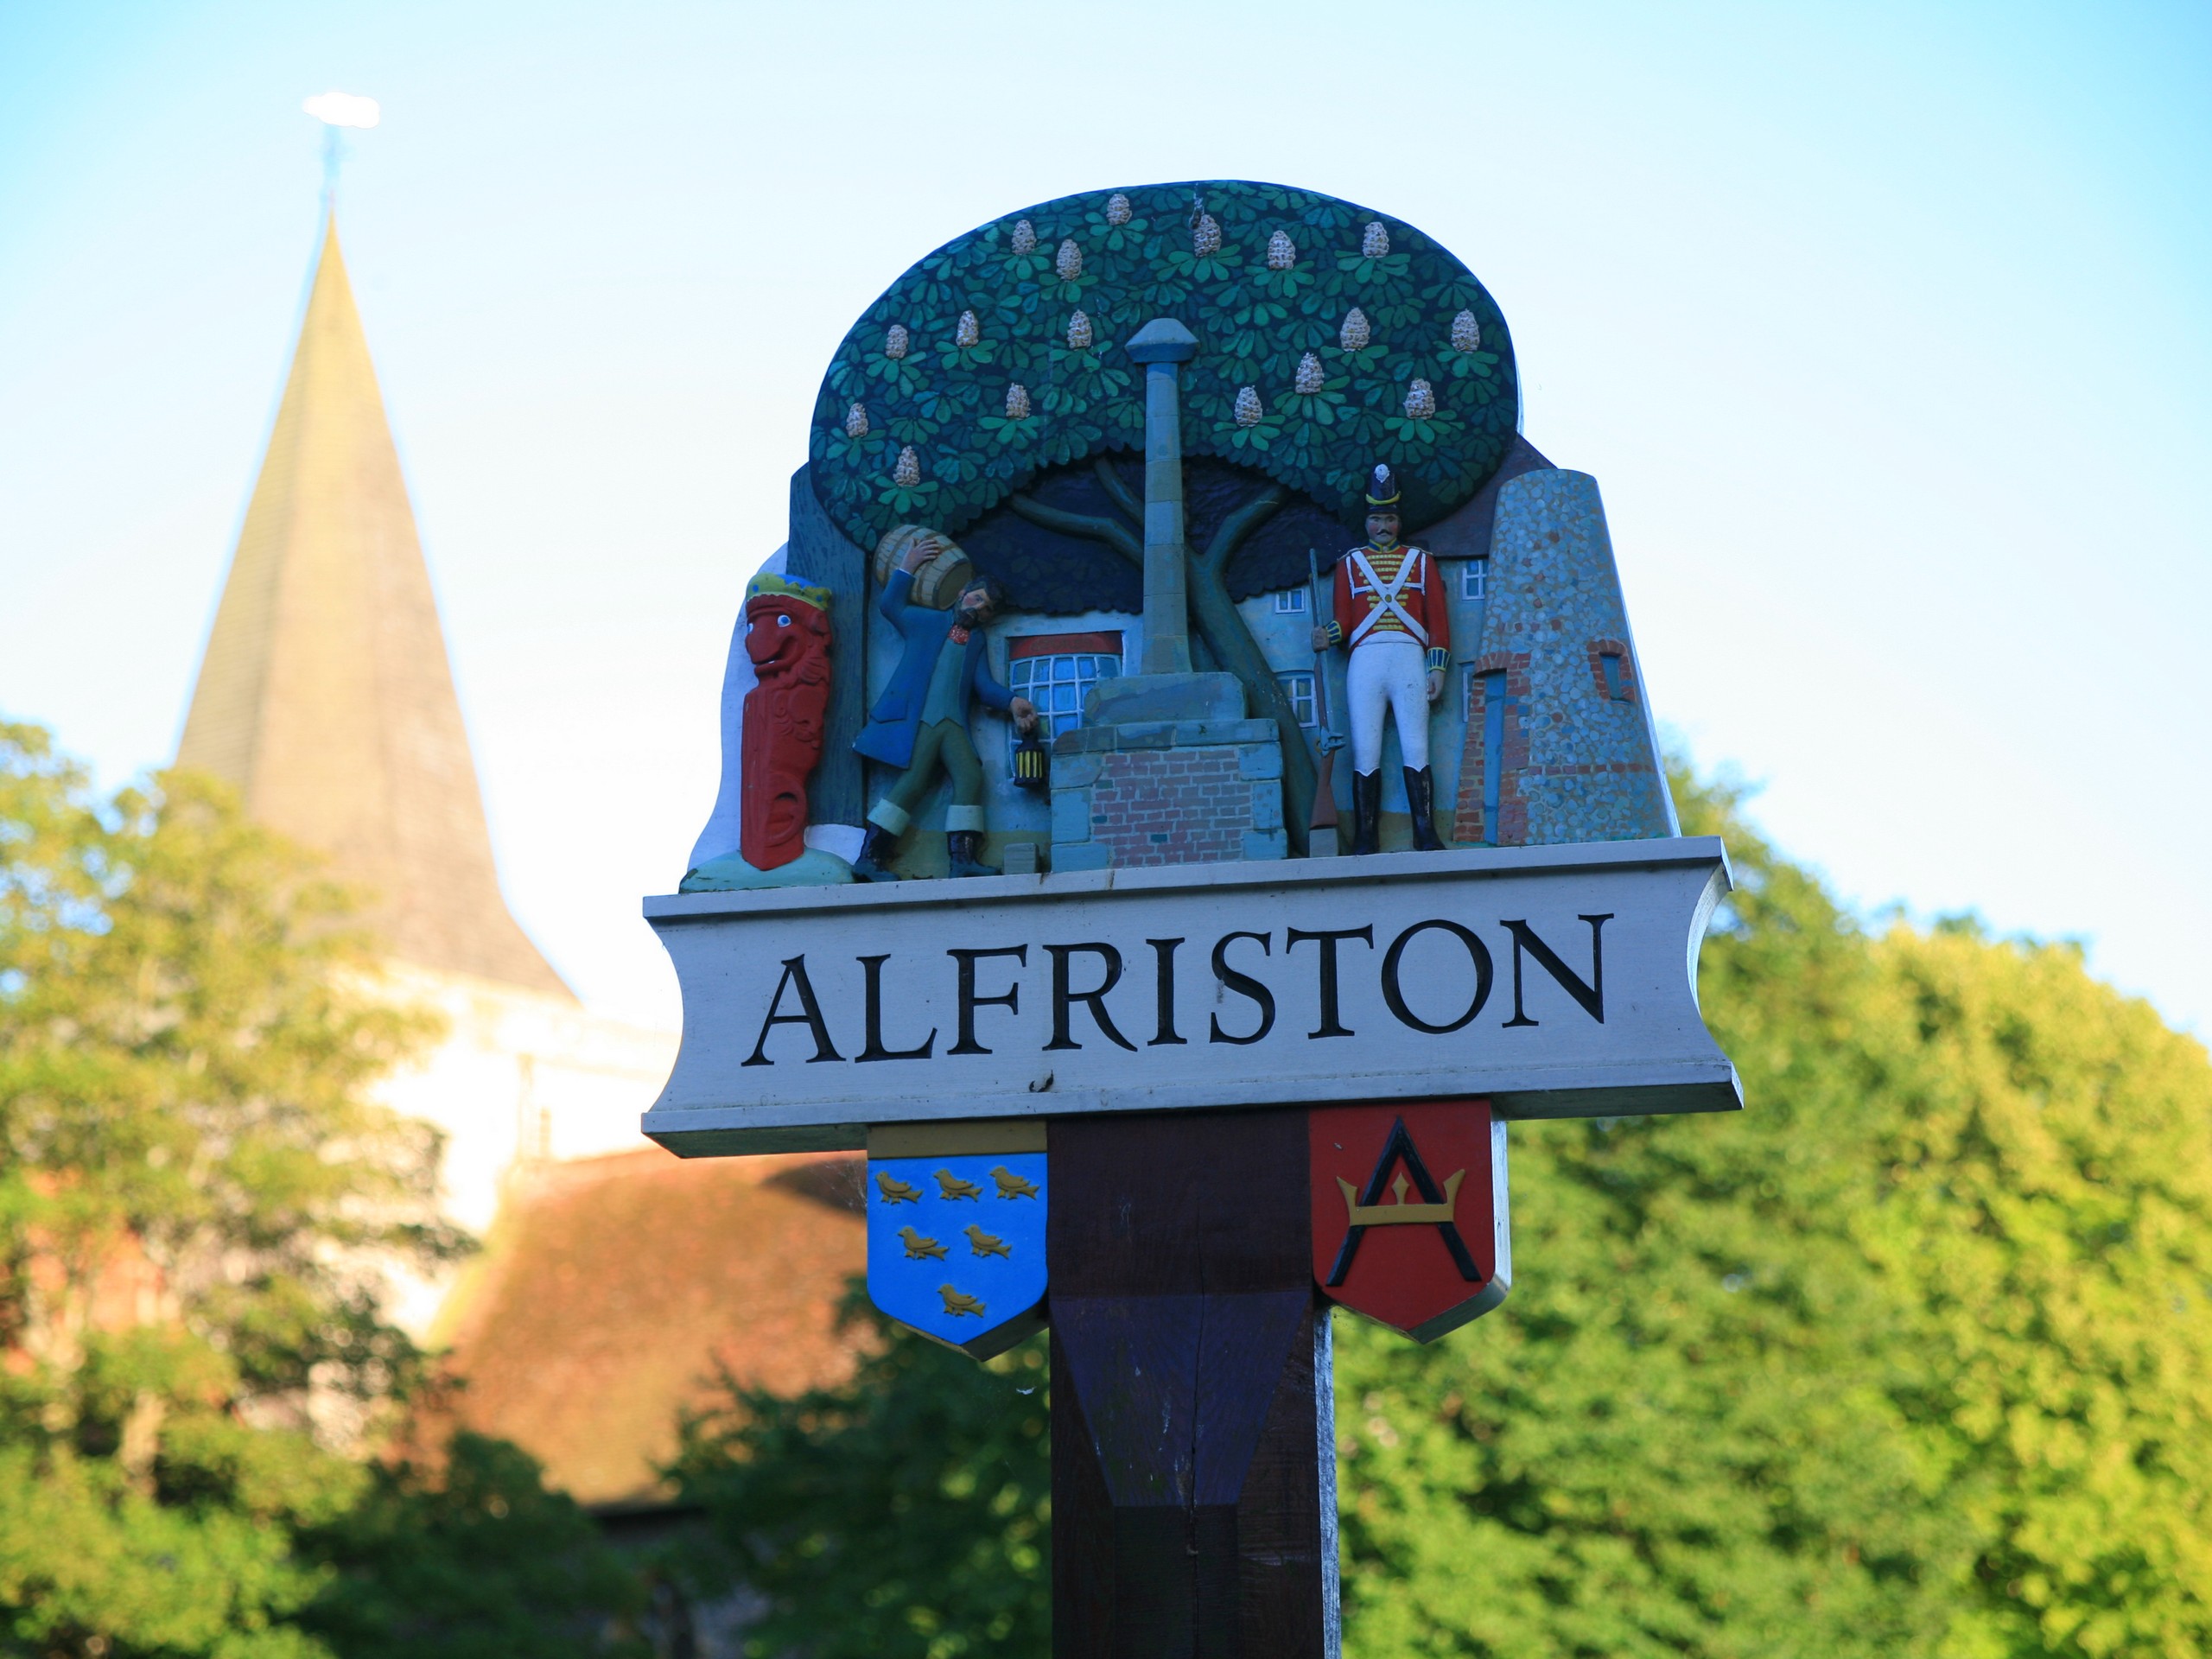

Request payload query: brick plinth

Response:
[1090,747,1246,867]
[1049,713,1287,871]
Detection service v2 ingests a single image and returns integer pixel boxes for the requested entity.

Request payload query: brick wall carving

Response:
[1089,749,1247,867]
[1453,652,1532,845]
[1050,714,1287,871]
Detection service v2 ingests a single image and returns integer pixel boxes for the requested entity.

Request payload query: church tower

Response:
[181,219,567,997]
[179,216,676,1320]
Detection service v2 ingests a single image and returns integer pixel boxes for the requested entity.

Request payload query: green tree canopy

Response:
[809,179,1520,544]
[668,1287,1049,1659]
[671,764,2212,1657]
[0,722,641,1658]
[296,1433,644,1659]
[1332,777,2212,1656]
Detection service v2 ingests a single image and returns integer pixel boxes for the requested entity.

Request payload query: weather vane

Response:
[302,89,380,204]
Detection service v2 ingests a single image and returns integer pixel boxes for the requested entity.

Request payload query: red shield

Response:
[1311,1100,1510,1343]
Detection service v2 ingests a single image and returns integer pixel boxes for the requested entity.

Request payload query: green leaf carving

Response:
[809,180,1520,546]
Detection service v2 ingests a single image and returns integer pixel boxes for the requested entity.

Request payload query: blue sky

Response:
[1,0,2207,1035]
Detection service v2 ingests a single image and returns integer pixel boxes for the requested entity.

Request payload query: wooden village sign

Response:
[645,181,1738,1656]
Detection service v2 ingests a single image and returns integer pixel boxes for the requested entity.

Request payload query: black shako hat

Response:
[1363,463,1402,510]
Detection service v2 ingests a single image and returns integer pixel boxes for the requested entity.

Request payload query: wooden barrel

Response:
[912,549,975,609]
[872,525,970,610]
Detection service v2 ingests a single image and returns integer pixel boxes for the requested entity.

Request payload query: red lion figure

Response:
[741,575,835,871]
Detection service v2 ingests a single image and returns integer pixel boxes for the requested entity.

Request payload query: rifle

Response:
[1307,548,1345,855]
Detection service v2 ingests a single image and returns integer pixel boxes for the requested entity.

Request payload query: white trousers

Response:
[1346,638,1429,774]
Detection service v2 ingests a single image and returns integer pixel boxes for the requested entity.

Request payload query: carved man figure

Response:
[852,539,1038,880]
[739,573,834,872]
[1313,464,1450,855]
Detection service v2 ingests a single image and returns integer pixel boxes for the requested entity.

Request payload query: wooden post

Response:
[1048,1109,1337,1658]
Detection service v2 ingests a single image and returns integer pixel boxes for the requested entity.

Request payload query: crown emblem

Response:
[1338,1167,1465,1225]
[1324,1116,1482,1287]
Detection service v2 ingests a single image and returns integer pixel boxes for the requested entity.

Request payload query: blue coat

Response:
[853,569,1014,769]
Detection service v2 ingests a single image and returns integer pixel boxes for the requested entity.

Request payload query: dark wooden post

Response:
[1048,1109,1337,1657]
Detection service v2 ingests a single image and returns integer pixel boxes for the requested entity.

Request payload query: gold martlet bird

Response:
[989,1165,1039,1199]
[874,1173,921,1205]
[896,1226,947,1260]
[963,1224,1012,1258]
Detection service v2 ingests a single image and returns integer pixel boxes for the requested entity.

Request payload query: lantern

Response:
[1011,728,1051,793]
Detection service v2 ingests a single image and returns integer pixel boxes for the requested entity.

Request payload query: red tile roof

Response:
[433,1147,868,1507]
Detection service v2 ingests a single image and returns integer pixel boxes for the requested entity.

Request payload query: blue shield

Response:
[867,1148,1048,1358]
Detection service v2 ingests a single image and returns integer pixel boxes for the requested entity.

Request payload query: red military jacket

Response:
[1327,543,1452,671]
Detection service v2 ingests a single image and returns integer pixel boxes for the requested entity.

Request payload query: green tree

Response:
[296,1432,644,1659]
[1332,774,1963,1656]
[0,722,641,1657]
[0,721,446,1656]
[1856,919,2212,1656]
[1331,769,2212,1656]
[668,1288,1049,1659]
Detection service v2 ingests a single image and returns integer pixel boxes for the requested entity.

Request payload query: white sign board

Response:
[640,838,1739,1156]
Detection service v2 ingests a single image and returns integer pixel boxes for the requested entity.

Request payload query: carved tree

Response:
[1004,461,1316,846]
[807,180,1522,852]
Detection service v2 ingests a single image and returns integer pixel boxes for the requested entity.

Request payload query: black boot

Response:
[1403,766,1446,851]
[1350,771,1382,856]
[851,823,902,882]
[946,830,999,878]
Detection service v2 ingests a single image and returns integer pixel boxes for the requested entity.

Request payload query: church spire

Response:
[180,216,571,998]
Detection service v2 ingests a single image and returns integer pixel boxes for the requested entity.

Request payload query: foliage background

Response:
[671,764,2212,1659]
[0,723,642,1659]
[670,1292,1050,1659]
[10,711,2211,1657]
[809,180,1520,547]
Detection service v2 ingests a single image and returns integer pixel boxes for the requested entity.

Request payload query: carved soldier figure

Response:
[1313,464,1450,855]
[852,537,1039,880]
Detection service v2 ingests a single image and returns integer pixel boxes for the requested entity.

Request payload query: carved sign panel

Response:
[641,837,1738,1157]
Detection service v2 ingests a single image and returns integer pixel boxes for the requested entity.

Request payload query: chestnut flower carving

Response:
[1066,309,1093,350]
[884,323,910,359]
[893,446,921,486]
[1451,310,1482,353]
[1056,238,1083,280]
[1266,229,1296,270]
[955,309,980,348]
[1234,386,1264,426]
[844,403,868,438]
[1294,353,1325,395]
[1339,308,1370,351]
[1105,193,1132,226]
[1009,219,1037,254]
[1362,220,1390,257]
[1403,379,1436,419]
[1004,384,1031,420]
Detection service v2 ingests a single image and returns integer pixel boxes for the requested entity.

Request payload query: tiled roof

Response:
[432,1147,868,1507]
